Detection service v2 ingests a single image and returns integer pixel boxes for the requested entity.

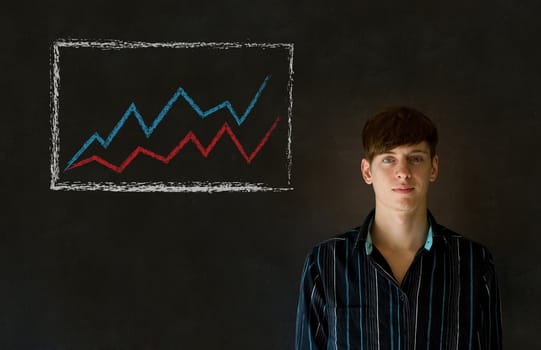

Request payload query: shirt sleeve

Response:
[479,248,503,349]
[295,250,328,350]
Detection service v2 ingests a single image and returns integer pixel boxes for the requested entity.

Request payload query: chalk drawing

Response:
[49,39,294,193]
[63,75,271,171]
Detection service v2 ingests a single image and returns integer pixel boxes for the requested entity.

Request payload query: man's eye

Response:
[382,157,394,163]
[410,156,423,163]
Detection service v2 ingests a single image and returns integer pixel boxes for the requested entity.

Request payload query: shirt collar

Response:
[364,216,434,255]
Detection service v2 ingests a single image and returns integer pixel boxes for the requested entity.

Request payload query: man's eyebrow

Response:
[380,149,429,155]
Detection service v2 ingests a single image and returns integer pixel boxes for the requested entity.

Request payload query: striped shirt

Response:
[295,209,502,350]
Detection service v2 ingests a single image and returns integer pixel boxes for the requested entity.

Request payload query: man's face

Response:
[361,141,439,213]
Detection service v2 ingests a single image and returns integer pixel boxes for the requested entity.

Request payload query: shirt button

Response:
[400,295,406,302]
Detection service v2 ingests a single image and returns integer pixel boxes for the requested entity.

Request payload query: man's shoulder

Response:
[431,222,496,263]
[307,226,363,256]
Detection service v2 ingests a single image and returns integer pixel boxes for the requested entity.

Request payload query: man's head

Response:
[362,106,438,162]
[360,107,439,213]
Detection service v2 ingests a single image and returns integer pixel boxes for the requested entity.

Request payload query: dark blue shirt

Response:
[295,210,502,350]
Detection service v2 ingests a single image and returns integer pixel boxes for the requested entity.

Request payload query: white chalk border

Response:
[50,39,294,193]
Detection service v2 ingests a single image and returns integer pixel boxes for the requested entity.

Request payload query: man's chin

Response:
[382,200,424,214]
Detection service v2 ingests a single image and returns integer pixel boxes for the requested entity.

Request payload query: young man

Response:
[295,107,502,350]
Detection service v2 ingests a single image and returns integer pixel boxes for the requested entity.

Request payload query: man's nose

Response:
[395,161,411,179]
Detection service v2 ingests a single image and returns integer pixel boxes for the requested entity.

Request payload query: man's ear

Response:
[429,154,439,182]
[361,158,373,184]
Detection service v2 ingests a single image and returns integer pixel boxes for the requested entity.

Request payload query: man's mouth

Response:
[392,187,414,194]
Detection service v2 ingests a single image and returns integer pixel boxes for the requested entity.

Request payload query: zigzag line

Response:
[66,116,281,173]
[64,75,271,170]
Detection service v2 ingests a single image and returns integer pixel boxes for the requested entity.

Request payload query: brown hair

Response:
[362,106,438,161]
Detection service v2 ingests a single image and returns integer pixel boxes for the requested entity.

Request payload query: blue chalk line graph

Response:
[65,75,271,171]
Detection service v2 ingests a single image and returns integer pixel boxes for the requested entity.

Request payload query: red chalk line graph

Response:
[67,116,282,173]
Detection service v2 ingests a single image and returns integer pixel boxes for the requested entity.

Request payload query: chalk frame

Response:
[49,39,294,193]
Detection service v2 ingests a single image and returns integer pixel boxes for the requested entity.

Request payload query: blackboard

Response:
[4,1,541,348]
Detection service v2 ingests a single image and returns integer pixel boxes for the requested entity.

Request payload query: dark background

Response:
[4,0,541,349]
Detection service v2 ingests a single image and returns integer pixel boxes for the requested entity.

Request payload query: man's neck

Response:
[371,205,428,253]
